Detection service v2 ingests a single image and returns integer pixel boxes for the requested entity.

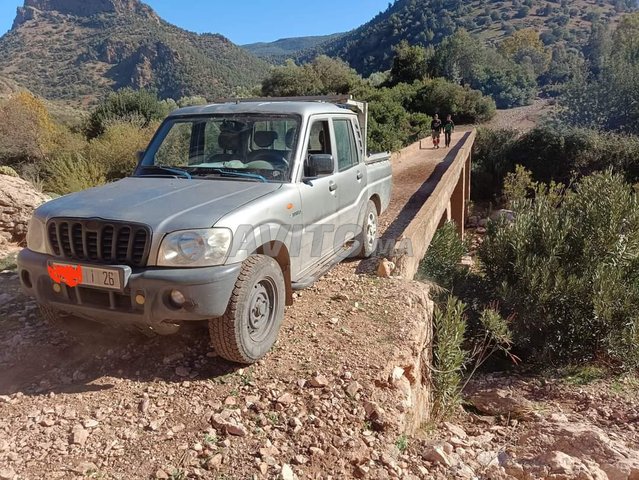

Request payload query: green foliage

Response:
[410,78,496,123]
[261,56,362,97]
[418,222,468,290]
[479,170,639,368]
[0,166,18,177]
[389,41,430,85]
[86,88,169,138]
[471,124,639,199]
[44,153,107,195]
[432,296,468,419]
[560,14,639,133]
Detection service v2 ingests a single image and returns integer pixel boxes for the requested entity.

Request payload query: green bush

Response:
[418,222,468,291]
[86,88,170,139]
[432,296,468,419]
[471,125,639,200]
[479,169,639,368]
[44,153,106,195]
[0,165,18,177]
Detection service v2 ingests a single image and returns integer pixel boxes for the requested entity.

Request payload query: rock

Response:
[345,381,362,397]
[292,455,308,465]
[490,209,515,223]
[155,469,170,479]
[277,393,295,405]
[0,175,49,245]
[443,422,467,439]
[72,462,99,474]
[83,419,99,429]
[390,366,405,382]
[139,396,150,413]
[70,426,89,446]
[377,259,395,278]
[280,464,296,480]
[422,445,452,467]
[309,373,329,388]
[175,366,190,377]
[468,388,535,419]
[0,468,16,480]
[210,410,248,437]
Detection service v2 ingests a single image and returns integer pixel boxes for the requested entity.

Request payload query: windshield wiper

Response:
[138,165,192,179]
[205,168,267,183]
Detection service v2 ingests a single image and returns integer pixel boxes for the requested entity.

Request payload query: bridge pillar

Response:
[450,153,470,239]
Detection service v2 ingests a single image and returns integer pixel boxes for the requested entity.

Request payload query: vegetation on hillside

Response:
[0,6,268,102]
[304,0,637,76]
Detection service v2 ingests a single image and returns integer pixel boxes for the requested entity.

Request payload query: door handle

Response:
[329,181,338,192]
[356,171,363,180]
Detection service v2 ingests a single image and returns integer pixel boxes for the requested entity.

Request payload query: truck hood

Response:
[36,177,282,233]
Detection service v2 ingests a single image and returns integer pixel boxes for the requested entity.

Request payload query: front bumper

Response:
[17,249,241,334]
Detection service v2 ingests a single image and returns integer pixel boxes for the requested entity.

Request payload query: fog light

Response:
[52,283,61,293]
[170,290,186,308]
[135,294,146,306]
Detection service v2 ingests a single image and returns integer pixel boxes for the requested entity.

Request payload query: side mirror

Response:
[306,154,334,178]
[136,150,145,162]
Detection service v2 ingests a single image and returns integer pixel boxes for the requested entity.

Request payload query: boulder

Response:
[0,174,49,246]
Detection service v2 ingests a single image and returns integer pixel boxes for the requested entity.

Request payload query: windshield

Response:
[137,114,300,183]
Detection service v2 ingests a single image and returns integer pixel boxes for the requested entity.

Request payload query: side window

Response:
[307,120,332,155]
[333,119,358,171]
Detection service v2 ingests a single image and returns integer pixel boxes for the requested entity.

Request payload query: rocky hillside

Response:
[301,0,638,76]
[0,0,269,103]
[243,33,344,64]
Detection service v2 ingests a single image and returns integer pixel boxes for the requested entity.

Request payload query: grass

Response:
[0,252,18,271]
[395,434,409,453]
[560,365,608,386]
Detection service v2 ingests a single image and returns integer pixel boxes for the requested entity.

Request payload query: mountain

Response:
[303,0,639,76]
[0,0,269,103]
[243,33,345,64]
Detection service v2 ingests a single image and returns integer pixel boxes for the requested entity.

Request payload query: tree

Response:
[86,88,170,139]
[261,57,361,97]
[499,29,552,76]
[389,41,429,85]
[583,21,612,76]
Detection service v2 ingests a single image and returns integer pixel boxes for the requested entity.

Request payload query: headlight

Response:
[26,217,47,254]
[157,228,232,267]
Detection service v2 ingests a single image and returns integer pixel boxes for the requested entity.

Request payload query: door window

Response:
[333,119,358,171]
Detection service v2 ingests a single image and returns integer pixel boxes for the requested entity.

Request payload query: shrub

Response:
[479,169,639,368]
[432,297,467,418]
[86,120,157,180]
[0,166,18,177]
[471,127,521,199]
[44,153,106,195]
[86,88,170,139]
[417,222,468,291]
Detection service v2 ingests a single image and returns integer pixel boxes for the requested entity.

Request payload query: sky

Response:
[0,0,391,44]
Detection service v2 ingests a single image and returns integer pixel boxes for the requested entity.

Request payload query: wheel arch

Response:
[254,241,293,306]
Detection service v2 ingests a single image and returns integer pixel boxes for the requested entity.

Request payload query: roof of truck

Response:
[169,101,355,118]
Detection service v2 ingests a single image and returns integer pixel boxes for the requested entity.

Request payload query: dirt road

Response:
[0,135,457,479]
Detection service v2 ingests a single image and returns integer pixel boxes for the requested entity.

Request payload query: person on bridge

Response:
[443,114,455,148]
[431,114,442,149]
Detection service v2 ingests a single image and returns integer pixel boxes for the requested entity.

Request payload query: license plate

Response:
[47,262,125,291]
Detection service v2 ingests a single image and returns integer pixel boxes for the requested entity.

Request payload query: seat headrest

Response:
[254,131,278,148]
[218,131,240,151]
[285,128,296,149]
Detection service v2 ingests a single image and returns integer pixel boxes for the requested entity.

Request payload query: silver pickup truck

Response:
[17,96,392,364]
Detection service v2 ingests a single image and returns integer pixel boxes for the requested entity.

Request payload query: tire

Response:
[353,200,379,259]
[209,255,285,364]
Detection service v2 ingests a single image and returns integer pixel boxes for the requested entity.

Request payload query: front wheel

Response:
[353,200,379,259]
[209,255,285,364]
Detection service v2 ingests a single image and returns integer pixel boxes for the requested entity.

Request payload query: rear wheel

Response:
[353,200,379,258]
[209,255,285,364]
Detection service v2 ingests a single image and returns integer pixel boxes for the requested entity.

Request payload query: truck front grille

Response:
[47,219,151,267]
